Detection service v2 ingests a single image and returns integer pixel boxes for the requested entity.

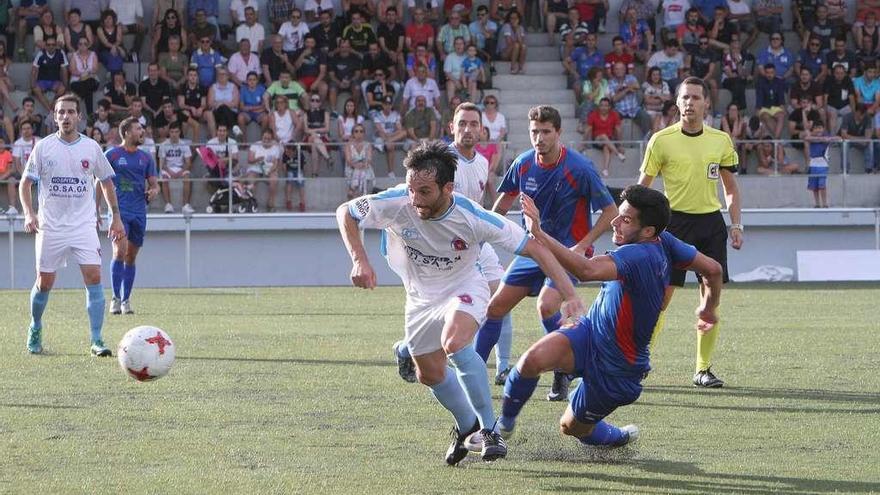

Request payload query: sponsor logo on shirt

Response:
[707,162,720,179]
[458,294,473,305]
[404,245,461,270]
[451,237,469,251]
[354,198,370,217]
[81,159,90,171]
[524,177,538,193]
[401,228,420,240]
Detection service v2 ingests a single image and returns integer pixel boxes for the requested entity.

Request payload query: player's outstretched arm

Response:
[688,252,723,333]
[19,177,39,234]
[719,168,743,250]
[98,178,126,242]
[336,202,377,289]
[519,238,587,320]
[521,193,619,283]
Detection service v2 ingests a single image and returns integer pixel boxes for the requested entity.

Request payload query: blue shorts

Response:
[36,80,59,92]
[807,166,827,191]
[121,214,147,247]
[559,319,643,424]
[502,255,578,296]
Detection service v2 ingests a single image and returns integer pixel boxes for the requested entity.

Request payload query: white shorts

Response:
[404,278,490,357]
[477,243,505,283]
[36,228,101,272]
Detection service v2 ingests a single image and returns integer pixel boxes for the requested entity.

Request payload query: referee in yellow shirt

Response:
[638,76,743,388]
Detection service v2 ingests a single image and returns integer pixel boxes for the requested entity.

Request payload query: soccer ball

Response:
[117,326,176,382]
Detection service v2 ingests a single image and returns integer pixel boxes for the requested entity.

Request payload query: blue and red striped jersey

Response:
[499,146,613,249]
[588,231,697,377]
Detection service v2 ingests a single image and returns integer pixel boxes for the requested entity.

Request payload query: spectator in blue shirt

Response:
[854,64,880,115]
[191,35,226,89]
[564,33,603,90]
[756,32,795,82]
[756,63,787,139]
[796,36,830,84]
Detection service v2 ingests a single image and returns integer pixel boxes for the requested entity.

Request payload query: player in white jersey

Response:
[392,102,514,385]
[337,140,586,465]
[19,94,126,357]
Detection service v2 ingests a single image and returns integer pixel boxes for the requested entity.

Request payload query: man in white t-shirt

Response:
[158,122,194,214]
[20,94,125,357]
[230,0,259,26]
[337,140,586,465]
[279,9,311,53]
[235,7,266,53]
[13,119,40,181]
[372,95,407,176]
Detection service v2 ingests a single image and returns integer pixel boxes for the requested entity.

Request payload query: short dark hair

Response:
[168,121,182,131]
[528,105,561,131]
[119,116,140,137]
[454,101,482,123]
[403,140,457,188]
[620,185,670,237]
[677,76,710,99]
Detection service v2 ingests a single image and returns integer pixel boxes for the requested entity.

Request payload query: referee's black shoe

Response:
[547,371,571,401]
[693,368,724,388]
[445,418,480,466]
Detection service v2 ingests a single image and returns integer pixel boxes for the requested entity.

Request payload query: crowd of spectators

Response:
[0,0,528,213]
[569,0,880,178]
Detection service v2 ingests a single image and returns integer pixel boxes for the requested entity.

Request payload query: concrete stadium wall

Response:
[1,209,877,289]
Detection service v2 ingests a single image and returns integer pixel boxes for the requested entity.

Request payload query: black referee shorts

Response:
[667,210,730,287]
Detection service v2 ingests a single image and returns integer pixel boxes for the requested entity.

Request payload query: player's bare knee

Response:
[441,332,468,355]
[559,417,586,437]
[516,349,544,378]
[416,367,444,386]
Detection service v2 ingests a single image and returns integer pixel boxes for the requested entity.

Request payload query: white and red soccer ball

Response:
[117,326,176,382]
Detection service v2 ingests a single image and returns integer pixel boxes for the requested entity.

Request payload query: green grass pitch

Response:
[1,284,879,494]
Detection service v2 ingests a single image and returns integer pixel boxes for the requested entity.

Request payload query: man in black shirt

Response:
[825,38,858,79]
[103,70,138,123]
[31,38,68,112]
[685,34,720,113]
[312,9,341,57]
[328,39,362,108]
[361,42,395,81]
[378,6,405,79]
[294,35,329,101]
[139,63,175,119]
[824,63,856,133]
[152,97,187,140]
[261,34,296,85]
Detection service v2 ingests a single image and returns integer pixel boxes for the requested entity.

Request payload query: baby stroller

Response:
[199,145,258,213]
[206,185,258,213]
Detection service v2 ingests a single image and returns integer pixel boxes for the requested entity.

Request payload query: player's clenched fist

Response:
[351,260,377,289]
[560,297,587,323]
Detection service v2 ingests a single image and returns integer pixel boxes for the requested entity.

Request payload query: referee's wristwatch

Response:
[728,223,744,233]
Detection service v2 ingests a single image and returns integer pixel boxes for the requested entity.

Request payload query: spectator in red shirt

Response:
[405,8,435,52]
[584,97,624,177]
[604,36,635,73]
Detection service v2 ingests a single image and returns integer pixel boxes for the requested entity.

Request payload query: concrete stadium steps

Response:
[494,89,575,104]
[524,45,562,62]
[494,61,565,75]
[492,74,568,90]
[503,103,576,119]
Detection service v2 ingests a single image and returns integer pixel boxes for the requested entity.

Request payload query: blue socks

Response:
[474,317,503,362]
[541,312,561,334]
[429,366,477,432]
[500,366,539,426]
[448,344,495,430]
[495,314,513,372]
[111,259,124,299]
[30,285,49,329]
[122,264,136,301]
[579,420,625,446]
[86,284,105,342]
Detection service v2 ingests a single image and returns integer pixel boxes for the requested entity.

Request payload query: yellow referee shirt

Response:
[640,122,738,214]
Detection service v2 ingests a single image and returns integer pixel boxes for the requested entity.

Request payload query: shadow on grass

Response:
[0,403,84,410]
[644,385,880,405]
[500,458,880,494]
[179,355,390,367]
[636,400,880,415]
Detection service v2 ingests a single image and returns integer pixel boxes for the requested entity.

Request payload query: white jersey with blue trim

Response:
[23,133,114,234]
[349,185,528,300]
[449,143,489,203]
